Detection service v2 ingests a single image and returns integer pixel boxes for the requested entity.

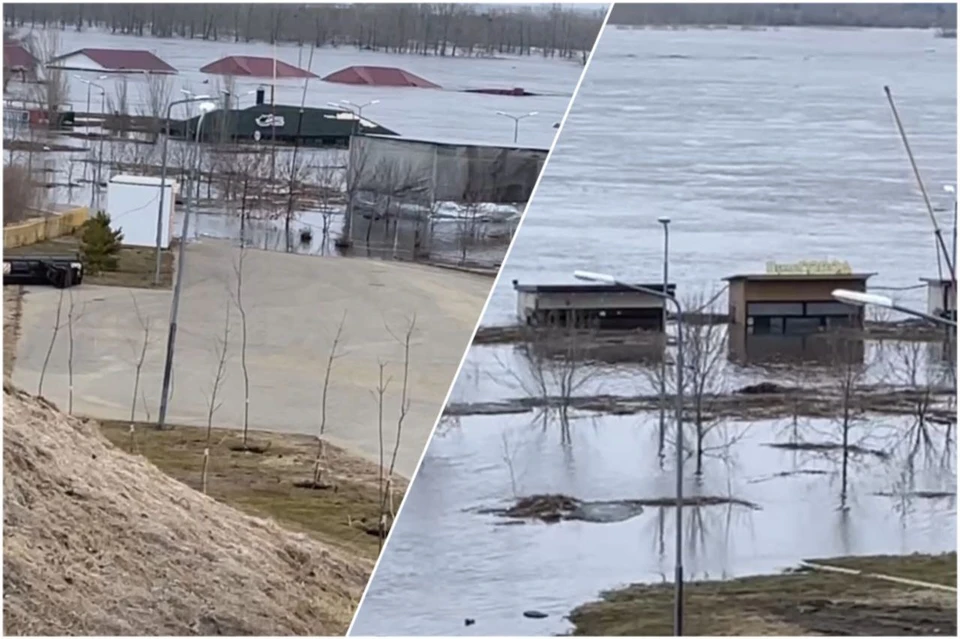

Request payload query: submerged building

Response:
[512,281,676,330]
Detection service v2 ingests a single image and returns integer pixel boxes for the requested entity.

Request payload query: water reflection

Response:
[353,412,955,636]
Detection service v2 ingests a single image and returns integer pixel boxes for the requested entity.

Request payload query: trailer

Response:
[2,254,84,288]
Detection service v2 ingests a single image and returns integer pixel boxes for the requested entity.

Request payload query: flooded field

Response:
[350,26,957,637]
[353,411,955,636]
[5,28,581,266]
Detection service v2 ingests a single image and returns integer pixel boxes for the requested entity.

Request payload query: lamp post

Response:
[153,94,212,286]
[76,76,107,209]
[157,100,217,431]
[331,99,380,136]
[496,110,538,144]
[657,216,671,461]
[574,269,686,636]
[832,289,957,328]
[945,184,957,283]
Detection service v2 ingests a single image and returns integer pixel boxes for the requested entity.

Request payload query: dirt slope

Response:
[2,385,372,636]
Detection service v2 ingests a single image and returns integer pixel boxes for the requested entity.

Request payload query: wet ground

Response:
[351,26,956,636]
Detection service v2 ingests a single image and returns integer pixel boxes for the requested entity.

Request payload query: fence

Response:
[3,207,89,249]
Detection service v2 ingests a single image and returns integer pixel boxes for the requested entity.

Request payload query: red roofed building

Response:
[322,66,440,89]
[47,48,177,74]
[3,42,38,72]
[200,55,318,79]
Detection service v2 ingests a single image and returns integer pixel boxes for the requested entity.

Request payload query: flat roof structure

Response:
[48,48,177,74]
[513,280,676,331]
[200,55,318,79]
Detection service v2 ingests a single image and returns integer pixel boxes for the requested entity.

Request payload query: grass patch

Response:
[569,553,957,636]
[6,235,173,289]
[98,420,404,560]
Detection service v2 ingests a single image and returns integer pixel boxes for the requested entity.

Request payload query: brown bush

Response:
[3,163,41,226]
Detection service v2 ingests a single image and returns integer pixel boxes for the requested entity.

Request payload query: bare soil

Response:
[6,236,173,288]
[3,385,372,635]
[569,553,957,636]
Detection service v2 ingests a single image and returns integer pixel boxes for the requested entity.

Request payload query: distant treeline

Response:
[4,3,605,61]
[608,3,956,28]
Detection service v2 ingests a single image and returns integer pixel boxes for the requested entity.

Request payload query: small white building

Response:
[921,277,957,320]
[106,175,177,249]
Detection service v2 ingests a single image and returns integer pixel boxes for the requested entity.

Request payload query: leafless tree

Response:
[201,302,231,494]
[3,162,43,224]
[127,292,151,454]
[107,76,131,136]
[227,243,255,449]
[380,316,416,532]
[315,159,345,246]
[66,288,76,414]
[498,325,600,445]
[501,431,520,499]
[23,31,67,125]
[136,72,173,141]
[311,311,347,488]
[373,360,390,550]
[825,336,869,505]
[37,288,65,398]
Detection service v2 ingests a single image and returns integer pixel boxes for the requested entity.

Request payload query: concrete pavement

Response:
[12,241,491,477]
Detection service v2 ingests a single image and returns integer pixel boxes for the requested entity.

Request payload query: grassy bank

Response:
[569,553,957,636]
[6,236,173,288]
[98,421,405,560]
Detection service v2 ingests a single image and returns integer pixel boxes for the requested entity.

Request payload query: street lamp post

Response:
[496,110,538,144]
[76,76,107,209]
[574,269,686,636]
[156,101,217,431]
[832,289,957,328]
[331,99,380,136]
[658,216,671,460]
[153,94,212,286]
[945,184,957,283]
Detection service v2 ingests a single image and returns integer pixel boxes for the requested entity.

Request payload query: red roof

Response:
[200,55,318,79]
[49,48,177,74]
[3,43,37,70]
[322,66,440,89]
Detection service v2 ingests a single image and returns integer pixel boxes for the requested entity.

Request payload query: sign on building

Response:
[765,260,853,276]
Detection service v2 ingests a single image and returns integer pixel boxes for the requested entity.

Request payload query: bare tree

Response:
[311,311,347,488]
[66,288,76,414]
[136,72,173,142]
[497,324,600,445]
[24,31,67,125]
[373,360,390,549]
[501,431,520,499]
[229,243,254,450]
[127,292,152,454]
[201,302,231,494]
[825,336,869,505]
[37,288,65,398]
[380,316,416,532]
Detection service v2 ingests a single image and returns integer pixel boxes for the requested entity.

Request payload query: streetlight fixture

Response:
[156,100,217,431]
[75,76,108,208]
[330,99,380,136]
[153,94,212,285]
[657,216,671,461]
[831,289,957,328]
[496,110,538,144]
[574,269,687,636]
[945,184,957,282]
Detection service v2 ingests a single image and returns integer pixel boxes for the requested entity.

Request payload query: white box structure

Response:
[106,175,177,249]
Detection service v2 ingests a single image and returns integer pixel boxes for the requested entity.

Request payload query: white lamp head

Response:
[198,101,217,114]
[527,111,539,117]
[832,289,894,309]
[574,270,617,285]
[944,184,956,195]
[657,216,671,224]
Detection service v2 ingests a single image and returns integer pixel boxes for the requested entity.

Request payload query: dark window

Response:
[748,302,804,316]
[805,301,858,316]
[750,316,787,335]
[784,317,824,335]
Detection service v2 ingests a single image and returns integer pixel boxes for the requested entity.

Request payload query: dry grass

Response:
[6,236,173,289]
[3,286,23,379]
[569,553,957,636]
[96,420,406,559]
[2,386,373,636]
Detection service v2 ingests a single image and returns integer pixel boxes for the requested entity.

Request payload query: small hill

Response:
[2,385,371,635]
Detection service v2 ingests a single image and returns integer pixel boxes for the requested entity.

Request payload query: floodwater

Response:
[351,27,957,637]
[353,412,955,636]
[5,27,581,264]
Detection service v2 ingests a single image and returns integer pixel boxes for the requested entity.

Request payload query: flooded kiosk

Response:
[725,260,871,365]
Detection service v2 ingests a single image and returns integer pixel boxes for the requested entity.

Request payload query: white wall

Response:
[106,177,176,249]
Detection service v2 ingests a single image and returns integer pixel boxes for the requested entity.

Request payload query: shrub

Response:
[80,211,123,274]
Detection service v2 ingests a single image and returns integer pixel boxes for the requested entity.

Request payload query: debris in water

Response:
[523,610,548,619]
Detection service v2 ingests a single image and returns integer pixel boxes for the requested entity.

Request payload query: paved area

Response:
[12,241,491,477]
